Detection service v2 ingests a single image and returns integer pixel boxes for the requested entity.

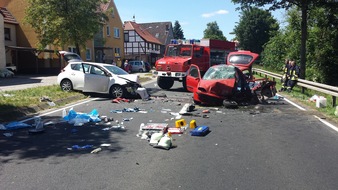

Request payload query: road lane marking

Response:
[20,98,101,123]
[314,115,338,132]
[276,93,306,111]
[276,94,338,132]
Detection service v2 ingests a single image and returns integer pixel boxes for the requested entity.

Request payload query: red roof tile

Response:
[124,21,162,44]
[0,7,18,24]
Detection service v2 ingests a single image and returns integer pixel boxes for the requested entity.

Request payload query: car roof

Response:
[68,61,116,67]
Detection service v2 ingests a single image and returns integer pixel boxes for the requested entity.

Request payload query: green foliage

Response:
[203,21,227,41]
[25,0,109,55]
[231,0,338,80]
[173,20,184,39]
[233,7,279,54]
[262,6,338,85]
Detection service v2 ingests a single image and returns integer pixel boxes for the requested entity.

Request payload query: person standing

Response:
[280,58,290,92]
[124,60,130,73]
[286,60,300,92]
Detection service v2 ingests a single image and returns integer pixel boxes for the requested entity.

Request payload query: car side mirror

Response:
[106,73,112,77]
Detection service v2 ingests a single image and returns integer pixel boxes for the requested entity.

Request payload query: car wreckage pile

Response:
[185,51,277,106]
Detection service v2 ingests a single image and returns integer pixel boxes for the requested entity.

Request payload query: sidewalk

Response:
[0,75,58,92]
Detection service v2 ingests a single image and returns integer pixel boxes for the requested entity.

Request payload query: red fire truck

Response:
[153,39,236,90]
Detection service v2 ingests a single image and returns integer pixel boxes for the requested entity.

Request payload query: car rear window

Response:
[229,55,253,64]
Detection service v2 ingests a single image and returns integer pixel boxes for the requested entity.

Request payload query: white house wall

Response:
[125,30,160,56]
[4,23,16,67]
[0,14,5,69]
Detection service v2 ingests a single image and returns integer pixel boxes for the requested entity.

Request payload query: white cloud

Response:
[202,10,229,18]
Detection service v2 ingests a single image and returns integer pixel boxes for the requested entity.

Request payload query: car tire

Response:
[60,79,73,92]
[139,69,143,73]
[157,77,174,90]
[110,85,126,98]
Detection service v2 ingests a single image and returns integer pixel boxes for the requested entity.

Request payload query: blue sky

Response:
[114,0,286,41]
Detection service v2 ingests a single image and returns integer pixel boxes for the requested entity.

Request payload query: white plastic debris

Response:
[100,144,111,147]
[91,148,102,154]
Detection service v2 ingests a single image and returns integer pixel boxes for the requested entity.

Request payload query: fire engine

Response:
[153,39,236,90]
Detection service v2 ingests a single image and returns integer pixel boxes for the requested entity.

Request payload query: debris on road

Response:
[63,108,101,126]
[190,126,210,136]
[0,121,31,130]
[68,145,93,150]
[91,148,102,154]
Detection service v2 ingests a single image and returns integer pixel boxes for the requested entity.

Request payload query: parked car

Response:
[57,62,141,98]
[186,50,276,106]
[129,60,148,72]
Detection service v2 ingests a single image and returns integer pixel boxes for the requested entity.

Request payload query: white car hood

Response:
[117,74,140,84]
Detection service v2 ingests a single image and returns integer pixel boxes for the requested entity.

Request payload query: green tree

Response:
[173,20,184,39]
[262,6,338,85]
[203,21,227,41]
[231,0,338,79]
[233,7,279,54]
[25,0,109,56]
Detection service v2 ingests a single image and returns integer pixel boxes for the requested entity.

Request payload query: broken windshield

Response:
[165,45,192,57]
[203,65,236,80]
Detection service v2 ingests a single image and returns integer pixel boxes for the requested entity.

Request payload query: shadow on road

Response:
[0,115,125,163]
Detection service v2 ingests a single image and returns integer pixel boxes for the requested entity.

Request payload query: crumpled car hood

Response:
[197,79,236,97]
[118,74,140,84]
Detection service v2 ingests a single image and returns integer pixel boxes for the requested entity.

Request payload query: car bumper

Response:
[196,91,227,105]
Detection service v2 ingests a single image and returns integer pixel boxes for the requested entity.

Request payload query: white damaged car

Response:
[57,62,141,98]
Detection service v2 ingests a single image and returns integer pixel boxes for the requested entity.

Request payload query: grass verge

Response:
[254,72,338,124]
[0,85,87,123]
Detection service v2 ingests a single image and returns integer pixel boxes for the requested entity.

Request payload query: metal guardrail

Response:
[253,68,338,107]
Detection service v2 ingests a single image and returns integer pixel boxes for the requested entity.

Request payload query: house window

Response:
[111,8,115,18]
[114,28,120,38]
[114,48,121,57]
[124,33,129,42]
[4,28,10,40]
[68,47,78,53]
[106,26,110,36]
[86,49,91,60]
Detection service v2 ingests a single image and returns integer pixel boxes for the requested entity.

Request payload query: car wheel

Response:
[110,85,126,98]
[139,69,143,73]
[157,77,174,90]
[60,79,73,92]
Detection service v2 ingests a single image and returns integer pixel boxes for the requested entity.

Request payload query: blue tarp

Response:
[1,122,32,130]
[63,109,101,125]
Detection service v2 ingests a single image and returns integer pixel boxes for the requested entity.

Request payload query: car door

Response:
[68,63,85,90]
[83,64,110,93]
[186,64,201,93]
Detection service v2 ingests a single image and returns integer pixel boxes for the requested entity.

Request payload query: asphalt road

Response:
[1,80,338,190]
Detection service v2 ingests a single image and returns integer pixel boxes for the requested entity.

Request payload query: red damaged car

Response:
[186,51,276,106]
